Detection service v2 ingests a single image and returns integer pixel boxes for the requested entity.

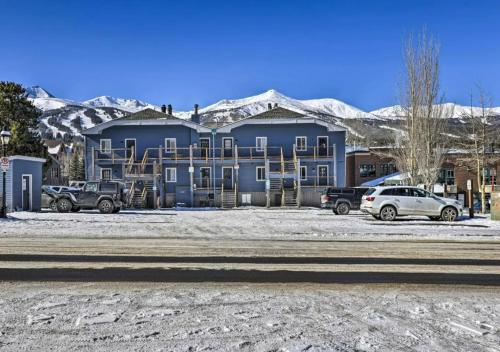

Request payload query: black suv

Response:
[55,181,127,214]
[321,187,369,215]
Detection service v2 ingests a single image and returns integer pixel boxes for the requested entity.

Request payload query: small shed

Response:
[1,155,46,212]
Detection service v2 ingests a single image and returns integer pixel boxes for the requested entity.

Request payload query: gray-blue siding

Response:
[7,159,44,211]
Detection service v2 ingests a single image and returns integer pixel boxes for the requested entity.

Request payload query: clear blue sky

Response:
[1,0,499,110]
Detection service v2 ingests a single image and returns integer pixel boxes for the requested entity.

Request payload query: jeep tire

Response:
[98,199,114,214]
[56,198,72,213]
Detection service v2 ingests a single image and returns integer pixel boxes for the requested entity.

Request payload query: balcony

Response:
[93,145,336,164]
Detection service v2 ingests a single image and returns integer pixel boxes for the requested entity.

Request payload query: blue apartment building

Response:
[83,104,346,208]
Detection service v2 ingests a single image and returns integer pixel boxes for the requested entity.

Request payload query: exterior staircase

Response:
[221,191,237,209]
[128,180,154,209]
[283,189,297,207]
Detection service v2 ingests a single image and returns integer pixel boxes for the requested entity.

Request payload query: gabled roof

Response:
[120,108,180,121]
[82,108,210,135]
[248,106,305,120]
[217,106,346,133]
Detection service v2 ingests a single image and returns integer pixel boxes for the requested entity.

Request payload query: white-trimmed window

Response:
[100,139,112,153]
[256,137,267,152]
[300,166,307,181]
[165,167,177,182]
[101,168,112,180]
[296,136,307,151]
[165,138,177,153]
[256,166,266,181]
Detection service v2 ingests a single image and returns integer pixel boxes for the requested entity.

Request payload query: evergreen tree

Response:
[77,155,86,181]
[0,82,46,157]
[69,151,80,181]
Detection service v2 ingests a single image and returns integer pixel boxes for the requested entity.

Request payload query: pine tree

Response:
[77,155,86,181]
[0,82,46,158]
[69,151,80,181]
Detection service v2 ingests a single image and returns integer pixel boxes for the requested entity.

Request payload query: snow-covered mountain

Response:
[83,96,158,113]
[25,85,500,142]
[371,103,500,119]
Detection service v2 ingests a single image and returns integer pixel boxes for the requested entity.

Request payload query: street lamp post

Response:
[1,128,11,218]
[211,129,216,207]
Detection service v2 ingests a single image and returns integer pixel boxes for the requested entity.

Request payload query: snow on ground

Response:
[2,208,500,240]
[0,282,498,351]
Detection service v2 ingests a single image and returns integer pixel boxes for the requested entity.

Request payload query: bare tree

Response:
[393,29,450,190]
[457,86,498,213]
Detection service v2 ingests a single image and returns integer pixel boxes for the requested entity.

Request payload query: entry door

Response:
[223,138,233,158]
[200,138,210,158]
[318,166,328,186]
[200,167,211,189]
[317,137,328,157]
[222,167,233,190]
[22,175,31,211]
[125,139,136,160]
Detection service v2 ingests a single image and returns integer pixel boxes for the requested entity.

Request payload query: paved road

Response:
[1,237,500,284]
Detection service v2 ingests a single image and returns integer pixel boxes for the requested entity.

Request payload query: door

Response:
[412,188,442,215]
[318,165,328,186]
[125,139,136,160]
[222,167,233,190]
[200,138,210,158]
[101,168,112,181]
[223,138,233,158]
[200,167,211,189]
[392,187,414,215]
[77,182,100,207]
[317,137,328,157]
[22,175,31,211]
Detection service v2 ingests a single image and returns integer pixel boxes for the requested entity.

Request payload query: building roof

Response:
[248,107,306,120]
[9,155,46,163]
[120,108,180,121]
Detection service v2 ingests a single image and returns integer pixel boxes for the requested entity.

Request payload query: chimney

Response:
[161,104,167,113]
[167,104,172,115]
[191,103,200,124]
[267,103,272,110]
[274,103,278,108]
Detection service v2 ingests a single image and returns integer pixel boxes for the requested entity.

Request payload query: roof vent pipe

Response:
[191,104,200,124]
[161,104,167,113]
[267,103,272,110]
[194,104,199,115]
[167,104,172,115]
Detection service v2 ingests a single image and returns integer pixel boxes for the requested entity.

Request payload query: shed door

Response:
[22,175,31,211]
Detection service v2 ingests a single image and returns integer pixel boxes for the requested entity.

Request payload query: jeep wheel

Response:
[441,206,458,222]
[56,198,72,213]
[112,207,121,214]
[380,205,397,221]
[337,202,350,215]
[98,199,114,214]
[49,200,57,212]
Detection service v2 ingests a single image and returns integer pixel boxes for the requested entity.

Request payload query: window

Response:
[165,138,177,153]
[256,137,267,152]
[100,182,117,192]
[481,168,497,185]
[360,164,376,177]
[381,163,397,176]
[165,168,177,182]
[100,168,112,180]
[100,139,111,153]
[256,166,266,181]
[84,183,99,192]
[300,166,307,181]
[439,169,455,185]
[296,137,307,151]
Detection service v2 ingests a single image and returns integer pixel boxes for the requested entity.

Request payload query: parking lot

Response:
[1,207,499,241]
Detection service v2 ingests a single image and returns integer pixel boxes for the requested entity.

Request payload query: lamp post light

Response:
[1,128,11,218]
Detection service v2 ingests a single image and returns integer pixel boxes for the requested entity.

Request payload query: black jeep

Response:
[320,187,369,215]
[55,181,127,214]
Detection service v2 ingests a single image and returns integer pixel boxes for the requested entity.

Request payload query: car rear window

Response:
[365,188,377,196]
[100,183,117,192]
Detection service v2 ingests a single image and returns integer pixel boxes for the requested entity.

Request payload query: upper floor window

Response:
[256,166,266,181]
[256,137,267,152]
[101,168,112,181]
[100,139,111,153]
[300,166,307,181]
[481,168,497,185]
[165,138,177,153]
[296,137,307,151]
[381,163,397,176]
[165,167,177,182]
[360,164,376,177]
[439,168,455,185]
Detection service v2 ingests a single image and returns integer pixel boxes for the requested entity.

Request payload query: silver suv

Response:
[360,186,463,221]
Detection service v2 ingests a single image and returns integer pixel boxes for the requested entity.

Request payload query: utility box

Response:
[491,192,500,221]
